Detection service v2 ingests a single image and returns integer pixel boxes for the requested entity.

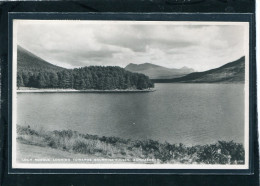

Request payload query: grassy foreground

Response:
[17,125,244,164]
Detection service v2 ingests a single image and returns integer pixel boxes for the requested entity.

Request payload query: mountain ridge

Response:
[125,62,194,79]
[152,56,245,83]
[17,45,65,72]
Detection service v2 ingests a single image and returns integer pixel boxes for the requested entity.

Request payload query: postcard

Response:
[11,17,250,170]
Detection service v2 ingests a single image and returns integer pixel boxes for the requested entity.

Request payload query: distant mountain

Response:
[125,63,194,79]
[17,45,65,72]
[153,57,245,83]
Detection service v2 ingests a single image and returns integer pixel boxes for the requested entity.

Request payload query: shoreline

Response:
[151,80,244,84]
[17,125,245,164]
[17,88,156,93]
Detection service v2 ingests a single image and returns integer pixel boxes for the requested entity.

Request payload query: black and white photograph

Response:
[12,20,249,169]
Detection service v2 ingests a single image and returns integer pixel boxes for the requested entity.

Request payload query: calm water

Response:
[17,83,245,146]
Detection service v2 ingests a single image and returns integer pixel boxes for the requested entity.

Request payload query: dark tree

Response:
[17,73,24,88]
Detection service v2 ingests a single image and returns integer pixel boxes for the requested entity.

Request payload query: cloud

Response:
[16,21,247,71]
[94,25,196,53]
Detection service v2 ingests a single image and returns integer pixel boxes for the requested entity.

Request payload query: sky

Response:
[16,20,248,71]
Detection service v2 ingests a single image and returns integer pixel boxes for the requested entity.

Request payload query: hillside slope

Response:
[17,45,65,72]
[125,63,194,79]
[153,57,245,83]
[16,46,154,90]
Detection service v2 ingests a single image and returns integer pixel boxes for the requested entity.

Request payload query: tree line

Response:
[17,66,154,90]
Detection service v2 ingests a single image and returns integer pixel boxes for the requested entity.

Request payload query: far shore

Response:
[17,87,156,93]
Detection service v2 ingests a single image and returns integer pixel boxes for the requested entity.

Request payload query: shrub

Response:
[72,140,91,154]
[217,141,244,164]
[53,130,75,139]
[154,146,172,163]
[17,125,39,136]
[197,144,233,164]
[16,125,245,164]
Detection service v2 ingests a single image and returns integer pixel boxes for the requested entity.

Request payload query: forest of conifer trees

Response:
[17,66,154,90]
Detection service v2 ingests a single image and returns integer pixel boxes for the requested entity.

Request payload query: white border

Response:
[12,20,250,170]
